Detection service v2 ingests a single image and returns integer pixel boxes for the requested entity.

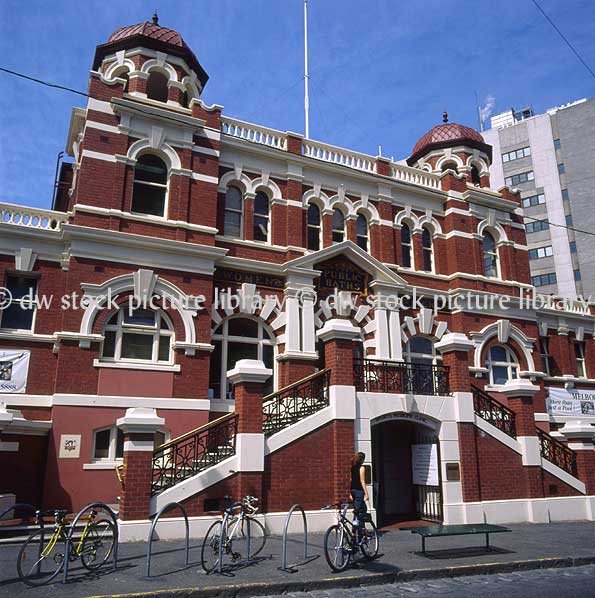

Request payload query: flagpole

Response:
[304,0,310,139]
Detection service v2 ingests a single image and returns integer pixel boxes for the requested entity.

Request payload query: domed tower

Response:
[407,112,492,188]
[91,12,208,106]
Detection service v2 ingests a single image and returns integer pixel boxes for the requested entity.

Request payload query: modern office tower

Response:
[483,98,595,299]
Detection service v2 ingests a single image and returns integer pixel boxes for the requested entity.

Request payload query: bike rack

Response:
[62,502,119,584]
[146,502,189,578]
[216,501,249,575]
[278,504,318,573]
[0,502,38,523]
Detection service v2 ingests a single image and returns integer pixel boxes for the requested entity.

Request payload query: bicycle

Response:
[200,495,266,573]
[321,501,379,571]
[16,508,115,586]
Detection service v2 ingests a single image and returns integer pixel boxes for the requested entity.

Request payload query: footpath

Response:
[1,521,595,598]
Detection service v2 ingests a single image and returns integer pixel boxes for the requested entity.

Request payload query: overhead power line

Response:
[1,65,595,243]
[530,0,595,81]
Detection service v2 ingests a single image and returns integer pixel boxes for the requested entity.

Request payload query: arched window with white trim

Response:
[131,154,168,217]
[401,223,412,268]
[441,161,458,173]
[471,165,481,186]
[486,345,519,385]
[483,231,499,277]
[356,213,368,251]
[422,227,434,272]
[209,317,275,400]
[307,203,321,250]
[332,208,345,243]
[253,191,270,242]
[404,336,440,394]
[146,71,169,102]
[101,306,174,365]
[223,186,243,238]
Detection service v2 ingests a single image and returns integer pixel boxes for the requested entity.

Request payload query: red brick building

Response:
[1,17,594,539]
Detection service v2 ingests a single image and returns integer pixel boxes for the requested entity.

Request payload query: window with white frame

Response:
[131,154,168,217]
[539,336,551,377]
[307,203,321,250]
[253,191,270,242]
[401,223,412,268]
[486,345,519,385]
[505,171,534,186]
[356,213,368,251]
[223,186,243,237]
[404,336,440,394]
[332,209,345,243]
[502,146,531,163]
[209,317,275,400]
[528,246,553,260]
[92,426,167,462]
[0,274,38,331]
[575,341,586,378]
[422,227,434,272]
[101,307,174,365]
[483,231,499,277]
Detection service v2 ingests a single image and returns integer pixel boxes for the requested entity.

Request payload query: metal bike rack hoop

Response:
[278,503,317,573]
[62,502,119,584]
[146,501,189,578]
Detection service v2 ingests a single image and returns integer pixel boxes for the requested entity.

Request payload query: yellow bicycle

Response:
[16,508,115,586]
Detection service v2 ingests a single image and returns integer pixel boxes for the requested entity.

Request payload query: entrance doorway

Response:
[371,417,443,527]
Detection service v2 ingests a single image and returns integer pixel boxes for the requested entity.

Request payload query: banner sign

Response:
[0,350,30,394]
[411,443,439,486]
[546,387,595,416]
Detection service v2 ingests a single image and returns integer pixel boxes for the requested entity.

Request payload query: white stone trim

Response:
[236,433,264,471]
[81,149,117,163]
[92,360,181,372]
[123,439,155,452]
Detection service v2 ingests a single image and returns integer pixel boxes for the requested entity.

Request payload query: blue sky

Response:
[1,0,594,208]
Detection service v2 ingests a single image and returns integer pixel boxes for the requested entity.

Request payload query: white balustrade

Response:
[221,117,287,150]
[391,164,440,190]
[302,138,374,172]
[0,202,68,232]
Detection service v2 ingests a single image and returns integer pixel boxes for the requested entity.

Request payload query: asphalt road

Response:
[268,564,595,597]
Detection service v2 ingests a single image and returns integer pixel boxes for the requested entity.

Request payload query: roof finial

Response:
[442,111,448,124]
[152,10,159,25]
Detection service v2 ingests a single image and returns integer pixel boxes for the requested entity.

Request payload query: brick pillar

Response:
[375,156,392,177]
[435,333,474,392]
[286,131,303,155]
[560,421,595,493]
[322,212,333,248]
[227,359,271,500]
[317,318,361,386]
[346,216,357,244]
[117,408,165,521]
[412,230,424,271]
[243,192,255,241]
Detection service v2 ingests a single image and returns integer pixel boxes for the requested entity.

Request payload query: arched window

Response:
[101,306,174,365]
[131,154,168,217]
[112,66,130,92]
[401,223,412,268]
[422,227,433,272]
[253,191,270,242]
[223,186,243,238]
[441,161,458,173]
[404,336,440,394]
[483,231,499,277]
[209,317,275,399]
[332,209,345,243]
[471,165,481,186]
[486,345,519,385]
[146,71,169,102]
[181,89,189,108]
[307,203,321,250]
[356,213,368,251]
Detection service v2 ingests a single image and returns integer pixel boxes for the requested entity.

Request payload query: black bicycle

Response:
[321,501,379,571]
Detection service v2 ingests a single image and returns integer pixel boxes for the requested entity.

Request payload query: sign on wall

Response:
[547,387,595,416]
[411,443,439,486]
[59,435,81,459]
[0,350,30,394]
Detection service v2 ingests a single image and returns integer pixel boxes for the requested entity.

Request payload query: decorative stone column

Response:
[560,421,595,492]
[227,359,272,499]
[317,318,360,386]
[117,407,165,521]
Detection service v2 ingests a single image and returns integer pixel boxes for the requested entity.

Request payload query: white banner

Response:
[547,387,595,416]
[411,443,439,486]
[0,350,30,394]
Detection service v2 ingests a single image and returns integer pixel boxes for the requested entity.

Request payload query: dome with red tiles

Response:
[93,13,208,88]
[407,113,491,165]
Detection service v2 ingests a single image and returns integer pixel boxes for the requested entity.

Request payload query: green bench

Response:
[409,523,511,555]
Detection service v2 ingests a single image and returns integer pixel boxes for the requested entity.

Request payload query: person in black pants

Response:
[349,452,369,541]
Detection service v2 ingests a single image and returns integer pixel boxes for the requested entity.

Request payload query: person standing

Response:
[349,452,368,538]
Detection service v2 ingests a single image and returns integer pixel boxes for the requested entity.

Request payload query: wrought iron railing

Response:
[353,358,450,396]
[537,428,578,477]
[472,386,517,438]
[151,413,238,496]
[262,368,331,437]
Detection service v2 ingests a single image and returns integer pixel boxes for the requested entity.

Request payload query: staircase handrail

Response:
[472,385,517,438]
[156,412,237,452]
[536,427,578,477]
